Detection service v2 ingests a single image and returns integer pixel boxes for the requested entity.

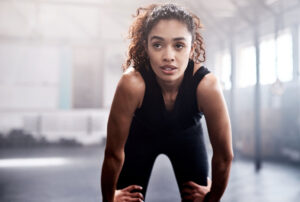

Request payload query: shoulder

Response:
[196,73,219,92]
[120,67,145,90]
[193,61,219,94]
[196,72,223,112]
[117,67,145,107]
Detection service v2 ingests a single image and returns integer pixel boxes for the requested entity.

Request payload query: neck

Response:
[155,74,184,94]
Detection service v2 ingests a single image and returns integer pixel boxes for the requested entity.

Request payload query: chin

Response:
[157,73,179,82]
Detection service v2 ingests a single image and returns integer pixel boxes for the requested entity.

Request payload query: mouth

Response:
[160,65,177,74]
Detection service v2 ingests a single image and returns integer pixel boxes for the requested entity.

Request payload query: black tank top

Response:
[130,59,210,137]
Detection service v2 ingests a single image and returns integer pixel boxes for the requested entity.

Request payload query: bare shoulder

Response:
[193,62,221,100]
[120,67,145,91]
[196,72,223,112]
[196,73,219,93]
[117,67,145,108]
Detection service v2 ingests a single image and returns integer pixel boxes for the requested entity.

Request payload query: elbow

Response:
[226,152,234,166]
[227,152,234,163]
[223,150,234,163]
[214,151,234,165]
[104,147,124,164]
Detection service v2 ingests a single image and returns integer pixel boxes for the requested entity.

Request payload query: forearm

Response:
[207,155,233,202]
[101,154,124,202]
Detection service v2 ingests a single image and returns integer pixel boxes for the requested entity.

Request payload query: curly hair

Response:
[123,3,206,71]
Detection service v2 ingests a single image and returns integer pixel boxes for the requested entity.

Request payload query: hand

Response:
[114,185,144,202]
[181,178,212,202]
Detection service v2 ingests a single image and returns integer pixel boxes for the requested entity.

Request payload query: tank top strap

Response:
[137,66,149,84]
[192,65,210,89]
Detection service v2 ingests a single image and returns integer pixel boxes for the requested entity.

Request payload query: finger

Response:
[128,198,144,202]
[185,180,211,189]
[182,181,197,190]
[183,181,201,188]
[182,194,194,201]
[181,187,195,195]
[183,193,205,201]
[129,192,144,200]
[123,185,143,192]
[122,196,143,202]
[207,177,212,189]
[195,185,209,196]
[193,193,206,202]
[193,194,205,202]
[192,193,204,198]
[182,181,194,186]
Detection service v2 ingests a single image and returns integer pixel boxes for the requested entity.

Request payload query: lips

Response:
[160,65,177,70]
[160,65,177,75]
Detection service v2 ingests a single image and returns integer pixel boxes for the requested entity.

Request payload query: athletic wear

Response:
[116,59,211,199]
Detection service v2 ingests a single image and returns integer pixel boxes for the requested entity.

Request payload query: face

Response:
[146,19,194,83]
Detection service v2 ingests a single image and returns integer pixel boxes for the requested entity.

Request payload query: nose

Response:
[162,46,175,62]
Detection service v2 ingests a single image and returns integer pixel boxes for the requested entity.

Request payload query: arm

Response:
[101,69,145,202]
[196,74,234,202]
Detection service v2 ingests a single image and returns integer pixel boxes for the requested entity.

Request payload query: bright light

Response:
[260,37,276,85]
[277,33,293,82]
[221,52,232,90]
[260,31,293,85]
[0,157,70,168]
[214,50,232,90]
[237,45,256,88]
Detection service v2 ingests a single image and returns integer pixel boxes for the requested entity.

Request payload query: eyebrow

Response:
[150,36,187,42]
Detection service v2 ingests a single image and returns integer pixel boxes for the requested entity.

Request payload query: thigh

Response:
[116,138,157,197]
[167,134,209,192]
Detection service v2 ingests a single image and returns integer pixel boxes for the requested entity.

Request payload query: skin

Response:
[182,179,212,202]
[101,19,233,202]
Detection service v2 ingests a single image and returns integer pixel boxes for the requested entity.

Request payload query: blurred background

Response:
[0,0,299,201]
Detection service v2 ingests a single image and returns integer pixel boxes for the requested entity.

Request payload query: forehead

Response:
[148,19,192,41]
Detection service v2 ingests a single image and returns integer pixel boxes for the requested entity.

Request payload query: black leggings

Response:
[116,123,209,200]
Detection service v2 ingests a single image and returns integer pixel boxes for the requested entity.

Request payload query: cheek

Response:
[180,49,193,60]
[148,50,160,63]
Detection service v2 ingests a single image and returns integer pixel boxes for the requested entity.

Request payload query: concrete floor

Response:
[0,146,299,202]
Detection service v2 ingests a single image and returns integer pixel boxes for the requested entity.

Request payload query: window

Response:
[236,45,256,88]
[277,31,293,82]
[260,30,293,84]
[214,51,231,90]
[260,36,276,85]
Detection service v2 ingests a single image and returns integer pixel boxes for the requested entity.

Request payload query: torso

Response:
[117,60,211,191]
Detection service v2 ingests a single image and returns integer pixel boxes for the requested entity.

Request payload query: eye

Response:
[152,43,162,49]
[175,43,185,49]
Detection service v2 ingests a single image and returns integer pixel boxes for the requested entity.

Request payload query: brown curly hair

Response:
[123,3,206,71]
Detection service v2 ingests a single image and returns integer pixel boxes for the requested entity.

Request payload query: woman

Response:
[101,3,233,202]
